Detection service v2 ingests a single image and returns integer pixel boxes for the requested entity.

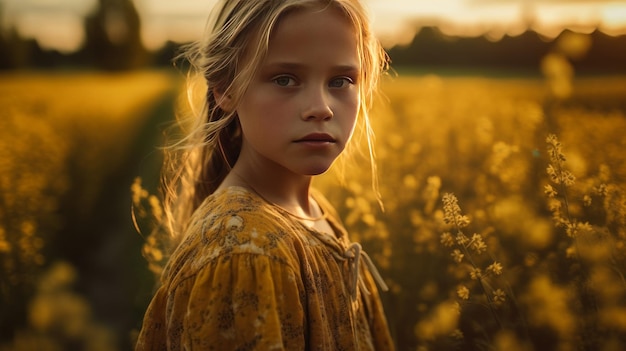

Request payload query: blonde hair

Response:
[161,0,389,248]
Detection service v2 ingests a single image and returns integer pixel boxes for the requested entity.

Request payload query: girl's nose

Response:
[301,87,333,121]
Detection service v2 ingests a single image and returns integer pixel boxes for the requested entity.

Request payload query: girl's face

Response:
[234,5,360,178]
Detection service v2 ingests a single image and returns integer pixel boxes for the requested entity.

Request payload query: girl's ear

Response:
[213,88,234,112]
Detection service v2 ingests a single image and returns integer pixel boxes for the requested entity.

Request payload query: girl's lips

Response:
[295,133,336,143]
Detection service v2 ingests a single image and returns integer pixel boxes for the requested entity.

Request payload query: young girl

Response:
[135,0,394,349]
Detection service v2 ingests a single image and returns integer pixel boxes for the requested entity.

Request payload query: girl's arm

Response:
[136,253,305,351]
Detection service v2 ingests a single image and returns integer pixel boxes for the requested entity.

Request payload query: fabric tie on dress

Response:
[301,215,389,302]
[343,242,388,301]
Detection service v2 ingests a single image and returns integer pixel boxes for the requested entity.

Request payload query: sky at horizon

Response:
[2,0,626,52]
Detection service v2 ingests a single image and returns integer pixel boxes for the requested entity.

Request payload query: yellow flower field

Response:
[2,69,625,350]
[316,73,626,350]
[0,70,176,351]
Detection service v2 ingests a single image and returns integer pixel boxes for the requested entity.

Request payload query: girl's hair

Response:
[161,0,389,248]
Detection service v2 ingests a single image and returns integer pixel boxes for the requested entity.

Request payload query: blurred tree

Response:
[0,3,82,70]
[82,0,148,70]
[0,26,32,70]
[0,27,17,69]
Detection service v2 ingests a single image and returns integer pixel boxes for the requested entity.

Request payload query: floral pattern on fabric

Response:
[135,186,394,351]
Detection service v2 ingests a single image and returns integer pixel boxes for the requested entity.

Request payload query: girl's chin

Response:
[301,168,331,176]
[298,162,334,176]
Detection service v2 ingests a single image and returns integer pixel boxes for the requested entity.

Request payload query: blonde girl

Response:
[135,0,394,349]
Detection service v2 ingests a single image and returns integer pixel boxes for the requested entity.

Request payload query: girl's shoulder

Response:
[197,186,303,235]
[163,186,305,286]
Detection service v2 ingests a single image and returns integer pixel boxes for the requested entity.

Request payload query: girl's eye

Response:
[329,77,353,88]
[273,76,296,87]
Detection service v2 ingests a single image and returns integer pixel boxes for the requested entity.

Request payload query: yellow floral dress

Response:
[135,186,394,350]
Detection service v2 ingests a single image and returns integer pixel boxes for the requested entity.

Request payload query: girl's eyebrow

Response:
[263,62,360,72]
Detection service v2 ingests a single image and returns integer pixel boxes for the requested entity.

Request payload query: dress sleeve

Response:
[176,253,306,350]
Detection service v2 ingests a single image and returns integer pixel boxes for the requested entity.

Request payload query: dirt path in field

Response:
[0,70,180,349]
[57,73,181,350]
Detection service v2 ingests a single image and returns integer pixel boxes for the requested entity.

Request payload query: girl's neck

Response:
[221,163,317,218]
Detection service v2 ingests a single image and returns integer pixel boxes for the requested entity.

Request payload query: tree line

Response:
[1,0,625,73]
[0,0,152,70]
[387,26,626,74]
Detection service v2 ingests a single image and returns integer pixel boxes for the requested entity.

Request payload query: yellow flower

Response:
[451,249,464,263]
[440,232,454,247]
[148,195,163,222]
[546,134,566,164]
[562,170,576,186]
[473,241,487,254]
[130,177,149,205]
[545,134,576,187]
[565,221,591,238]
[457,286,470,300]
[546,165,558,183]
[456,233,469,246]
[470,233,487,254]
[493,289,506,304]
[544,184,558,198]
[442,193,470,228]
[470,268,482,280]
[487,262,503,276]
[456,215,471,228]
